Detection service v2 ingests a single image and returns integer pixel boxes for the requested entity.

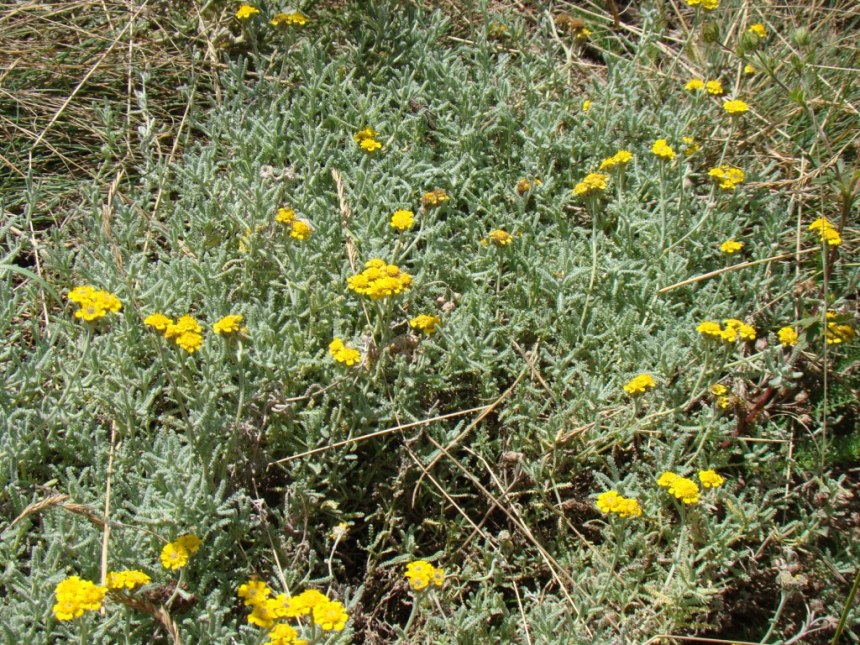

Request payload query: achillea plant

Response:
[390,209,415,231]
[808,217,842,246]
[409,314,442,334]
[657,472,701,505]
[697,319,756,342]
[651,139,676,161]
[53,576,107,620]
[67,286,122,322]
[405,560,445,591]
[623,374,656,395]
[595,490,642,518]
[708,165,745,190]
[347,259,412,299]
[572,173,608,197]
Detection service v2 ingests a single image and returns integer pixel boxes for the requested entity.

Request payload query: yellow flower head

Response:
[266,623,306,645]
[744,64,757,75]
[175,534,202,554]
[421,188,450,207]
[684,79,704,92]
[651,139,676,161]
[723,99,749,115]
[160,542,190,570]
[516,177,542,194]
[808,217,841,246]
[720,240,744,254]
[313,599,349,632]
[238,580,272,607]
[105,570,151,590]
[825,311,855,345]
[698,469,726,489]
[271,12,308,27]
[681,136,700,156]
[348,259,412,300]
[144,313,173,331]
[708,165,745,190]
[623,374,656,396]
[405,560,444,591]
[599,150,633,171]
[213,314,244,336]
[709,383,728,397]
[248,598,279,629]
[748,23,766,38]
[659,472,700,504]
[582,99,592,112]
[290,219,314,240]
[359,138,382,153]
[595,490,642,518]
[164,315,204,353]
[572,172,608,197]
[284,589,329,618]
[705,80,724,96]
[68,286,122,322]
[410,314,442,335]
[236,4,260,20]
[53,576,107,621]
[276,207,296,224]
[390,209,415,231]
[687,0,719,9]
[777,326,798,347]
[484,229,513,246]
[329,338,362,366]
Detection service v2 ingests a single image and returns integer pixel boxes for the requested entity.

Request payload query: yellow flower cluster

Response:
[67,286,122,322]
[347,259,413,300]
[682,136,700,156]
[572,172,608,197]
[409,314,442,334]
[160,534,202,570]
[657,472,701,505]
[825,312,854,345]
[710,383,732,409]
[53,576,108,621]
[483,229,513,246]
[329,338,361,366]
[708,165,745,190]
[599,150,633,171]
[747,23,767,38]
[684,79,704,92]
[145,313,205,353]
[354,127,382,153]
[238,581,348,637]
[777,326,798,347]
[595,490,642,518]
[213,314,245,336]
[808,217,841,246]
[723,99,749,115]
[236,4,260,20]
[651,139,676,161]
[720,240,744,254]
[390,209,415,231]
[421,188,450,207]
[105,570,151,590]
[516,177,542,194]
[405,560,445,591]
[697,318,756,342]
[271,12,308,27]
[686,0,718,9]
[698,469,726,489]
[275,207,314,241]
[705,80,724,96]
[623,374,656,395]
[582,99,592,112]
